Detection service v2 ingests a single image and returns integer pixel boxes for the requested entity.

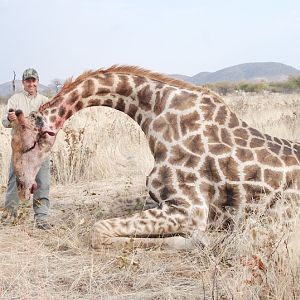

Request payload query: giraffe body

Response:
[10,66,300,249]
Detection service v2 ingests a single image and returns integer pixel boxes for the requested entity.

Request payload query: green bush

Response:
[202,76,300,94]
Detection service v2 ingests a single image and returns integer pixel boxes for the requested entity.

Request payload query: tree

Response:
[49,78,63,93]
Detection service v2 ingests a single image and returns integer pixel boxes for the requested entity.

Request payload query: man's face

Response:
[22,78,38,95]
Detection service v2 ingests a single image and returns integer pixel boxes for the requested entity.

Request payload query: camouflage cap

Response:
[22,68,39,81]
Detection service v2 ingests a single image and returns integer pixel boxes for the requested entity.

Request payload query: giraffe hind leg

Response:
[91,204,208,250]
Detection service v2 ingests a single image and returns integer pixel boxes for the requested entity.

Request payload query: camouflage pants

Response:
[4,158,50,220]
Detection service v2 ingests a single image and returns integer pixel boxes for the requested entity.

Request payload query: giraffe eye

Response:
[23,141,37,153]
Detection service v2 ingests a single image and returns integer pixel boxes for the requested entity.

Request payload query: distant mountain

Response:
[0,80,53,97]
[170,62,300,84]
[1,62,299,97]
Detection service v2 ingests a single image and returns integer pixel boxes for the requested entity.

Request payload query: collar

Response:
[23,90,38,98]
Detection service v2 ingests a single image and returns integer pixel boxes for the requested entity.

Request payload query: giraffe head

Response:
[11,110,56,201]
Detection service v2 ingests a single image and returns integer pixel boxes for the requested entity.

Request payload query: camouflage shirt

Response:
[1,91,48,129]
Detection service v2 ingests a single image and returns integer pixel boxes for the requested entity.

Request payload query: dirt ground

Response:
[0,175,299,300]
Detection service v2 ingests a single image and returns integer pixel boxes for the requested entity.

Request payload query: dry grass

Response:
[0,92,299,299]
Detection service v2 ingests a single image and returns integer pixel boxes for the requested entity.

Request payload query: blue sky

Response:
[1,0,299,84]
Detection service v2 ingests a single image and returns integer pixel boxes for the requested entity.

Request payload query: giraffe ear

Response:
[15,110,27,127]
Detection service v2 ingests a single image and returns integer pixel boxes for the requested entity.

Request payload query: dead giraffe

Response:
[10,65,300,249]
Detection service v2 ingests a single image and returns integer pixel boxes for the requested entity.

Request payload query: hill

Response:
[170,62,300,84]
[1,62,300,98]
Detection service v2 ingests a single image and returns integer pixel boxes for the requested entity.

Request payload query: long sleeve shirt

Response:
[1,91,49,128]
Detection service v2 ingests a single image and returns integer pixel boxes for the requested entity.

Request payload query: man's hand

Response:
[8,110,17,122]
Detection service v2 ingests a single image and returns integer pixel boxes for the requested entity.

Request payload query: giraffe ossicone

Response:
[10,65,300,249]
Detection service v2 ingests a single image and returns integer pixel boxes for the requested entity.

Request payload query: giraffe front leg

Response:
[91,203,208,250]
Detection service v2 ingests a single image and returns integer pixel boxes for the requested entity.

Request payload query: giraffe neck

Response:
[40,72,163,134]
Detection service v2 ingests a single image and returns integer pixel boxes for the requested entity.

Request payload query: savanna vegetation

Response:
[205,76,300,95]
[0,92,299,299]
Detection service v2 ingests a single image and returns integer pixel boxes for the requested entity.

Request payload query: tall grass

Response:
[0,106,154,186]
[1,92,300,187]
[0,92,299,299]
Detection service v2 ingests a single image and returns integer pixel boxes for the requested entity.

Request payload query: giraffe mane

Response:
[39,65,215,112]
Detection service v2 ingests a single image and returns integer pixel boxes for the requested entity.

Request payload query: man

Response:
[1,68,52,230]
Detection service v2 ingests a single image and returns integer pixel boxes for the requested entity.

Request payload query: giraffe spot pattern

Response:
[209,183,241,227]
[234,128,249,140]
[58,106,66,117]
[148,135,156,154]
[264,134,272,141]
[209,144,232,155]
[166,197,191,208]
[200,97,216,121]
[75,101,84,111]
[264,169,283,189]
[153,112,179,142]
[88,99,101,107]
[267,142,281,155]
[115,98,126,112]
[282,139,292,147]
[200,156,221,182]
[228,113,239,128]
[52,95,64,106]
[180,111,200,135]
[152,165,176,200]
[103,99,113,107]
[49,115,57,123]
[66,91,80,105]
[205,124,220,144]
[283,147,293,156]
[281,155,298,166]
[221,128,233,146]
[176,169,197,184]
[256,149,283,167]
[169,144,200,167]
[96,87,110,95]
[169,91,198,111]
[218,157,240,181]
[274,137,282,144]
[154,141,168,162]
[244,165,262,181]
[116,75,133,97]
[250,138,265,148]
[133,75,147,87]
[65,110,73,119]
[236,147,254,162]
[200,182,216,201]
[127,104,138,119]
[218,183,241,208]
[154,87,176,115]
[179,184,200,203]
[140,117,152,134]
[249,128,265,139]
[183,134,205,155]
[137,85,153,111]
[98,73,114,86]
[82,79,95,98]
[215,105,228,125]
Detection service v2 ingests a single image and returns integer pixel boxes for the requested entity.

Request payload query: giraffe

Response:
[10,65,300,249]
